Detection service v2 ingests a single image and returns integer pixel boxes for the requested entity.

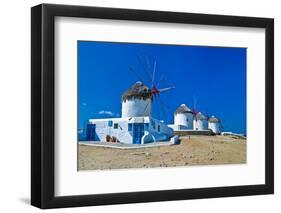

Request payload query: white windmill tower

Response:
[208,115,222,134]
[193,112,208,130]
[121,81,152,117]
[174,104,193,130]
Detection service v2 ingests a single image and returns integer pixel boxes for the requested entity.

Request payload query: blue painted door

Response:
[133,123,144,144]
[86,124,96,141]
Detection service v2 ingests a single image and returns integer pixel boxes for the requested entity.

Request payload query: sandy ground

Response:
[78,135,246,171]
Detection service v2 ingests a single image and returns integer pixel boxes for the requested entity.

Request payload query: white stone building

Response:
[86,82,174,144]
[208,116,221,134]
[168,104,194,130]
[193,112,208,130]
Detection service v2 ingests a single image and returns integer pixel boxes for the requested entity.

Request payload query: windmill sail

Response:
[131,55,175,120]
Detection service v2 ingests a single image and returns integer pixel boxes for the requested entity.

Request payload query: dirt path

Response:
[78,135,246,170]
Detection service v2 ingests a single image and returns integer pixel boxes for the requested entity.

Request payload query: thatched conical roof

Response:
[122,82,152,102]
[208,116,220,123]
[174,104,193,114]
[195,112,207,120]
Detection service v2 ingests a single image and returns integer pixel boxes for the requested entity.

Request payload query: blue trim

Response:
[132,123,144,144]
[86,124,96,140]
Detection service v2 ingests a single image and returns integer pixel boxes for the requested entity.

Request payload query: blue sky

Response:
[78,41,246,134]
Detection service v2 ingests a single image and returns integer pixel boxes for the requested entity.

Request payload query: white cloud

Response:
[98,110,115,116]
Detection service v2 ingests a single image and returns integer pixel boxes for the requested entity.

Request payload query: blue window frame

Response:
[86,124,96,140]
[108,120,113,127]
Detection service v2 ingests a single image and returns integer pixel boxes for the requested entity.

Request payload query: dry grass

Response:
[78,135,246,171]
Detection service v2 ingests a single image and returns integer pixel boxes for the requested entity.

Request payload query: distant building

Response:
[208,116,221,134]
[193,112,208,131]
[86,82,174,144]
[168,104,224,136]
[168,104,193,130]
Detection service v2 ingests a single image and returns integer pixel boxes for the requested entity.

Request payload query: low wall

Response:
[174,130,213,136]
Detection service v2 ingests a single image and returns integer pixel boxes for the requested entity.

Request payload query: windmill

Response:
[127,54,175,121]
[211,110,224,131]
[207,112,224,134]
[191,98,209,130]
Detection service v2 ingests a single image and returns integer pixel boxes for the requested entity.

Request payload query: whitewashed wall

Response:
[122,98,151,117]
[90,117,174,144]
[144,117,174,143]
[90,118,133,143]
[174,113,194,129]
[193,119,208,130]
[208,122,221,134]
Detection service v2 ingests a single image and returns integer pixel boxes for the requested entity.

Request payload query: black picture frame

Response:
[31,3,274,209]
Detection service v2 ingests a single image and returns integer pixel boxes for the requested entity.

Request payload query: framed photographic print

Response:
[31,3,274,209]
